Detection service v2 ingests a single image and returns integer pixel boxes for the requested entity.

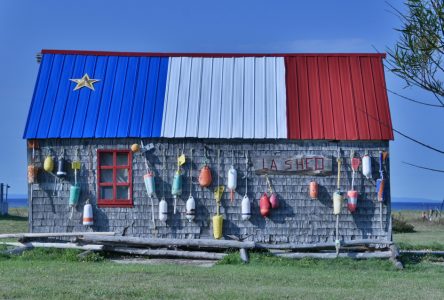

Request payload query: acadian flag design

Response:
[23,50,393,141]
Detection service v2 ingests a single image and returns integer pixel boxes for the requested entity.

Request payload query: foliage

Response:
[387,0,444,103]
[393,212,416,233]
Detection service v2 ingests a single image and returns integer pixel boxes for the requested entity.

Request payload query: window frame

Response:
[97,149,133,208]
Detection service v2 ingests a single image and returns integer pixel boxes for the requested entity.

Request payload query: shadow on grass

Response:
[0,215,28,222]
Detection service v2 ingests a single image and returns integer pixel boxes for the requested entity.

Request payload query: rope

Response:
[350,150,355,190]
[245,150,248,196]
[162,148,166,200]
[189,148,193,197]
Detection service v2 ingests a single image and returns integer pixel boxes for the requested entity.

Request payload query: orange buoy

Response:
[199,165,212,187]
[259,193,271,218]
[309,181,318,199]
[27,165,38,184]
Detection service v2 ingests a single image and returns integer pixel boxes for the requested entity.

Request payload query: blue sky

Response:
[0,0,442,200]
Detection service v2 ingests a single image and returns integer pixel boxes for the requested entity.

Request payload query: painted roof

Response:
[23,50,393,140]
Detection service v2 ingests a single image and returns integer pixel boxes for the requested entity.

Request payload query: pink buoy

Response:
[270,193,279,209]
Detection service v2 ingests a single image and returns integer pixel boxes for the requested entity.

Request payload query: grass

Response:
[1,208,444,299]
[392,210,444,250]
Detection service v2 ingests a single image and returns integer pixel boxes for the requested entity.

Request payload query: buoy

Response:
[362,154,372,179]
[186,195,196,222]
[212,214,223,239]
[199,165,212,187]
[227,165,237,203]
[376,151,385,230]
[241,195,251,221]
[82,200,93,226]
[309,181,318,200]
[131,143,140,152]
[186,148,195,222]
[333,190,343,215]
[43,156,54,173]
[56,157,67,177]
[159,198,168,222]
[27,165,38,184]
[259,193,271,218]
[69,185,80,207]
[241,151,251,221]
[171,170,182,214]
[144,172,155,198]
[347,190,358,213]
[270,193,279,209]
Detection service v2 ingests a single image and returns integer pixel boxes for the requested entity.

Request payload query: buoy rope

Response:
[189,148,193,197]
[245,151,248,196]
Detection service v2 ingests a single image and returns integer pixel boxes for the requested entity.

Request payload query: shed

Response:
[23,50,393,245]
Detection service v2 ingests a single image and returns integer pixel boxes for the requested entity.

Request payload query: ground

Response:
[1,209,444,299]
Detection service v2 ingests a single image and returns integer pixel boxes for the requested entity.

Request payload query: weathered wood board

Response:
[253,155,333,175]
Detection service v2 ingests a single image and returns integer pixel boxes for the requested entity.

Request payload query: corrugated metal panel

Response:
[161,57,287,139]
[285,56,394,140]
[23,54,169,139]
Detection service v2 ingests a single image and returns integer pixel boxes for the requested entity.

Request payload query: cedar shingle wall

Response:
[28,139,391,243]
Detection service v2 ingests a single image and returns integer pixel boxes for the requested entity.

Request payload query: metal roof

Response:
[23,50,393,140]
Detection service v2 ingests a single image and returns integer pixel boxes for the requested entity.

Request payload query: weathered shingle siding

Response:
[28,139,391,243]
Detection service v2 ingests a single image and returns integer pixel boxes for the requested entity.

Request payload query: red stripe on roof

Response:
[285,55,393,140]
[42,49,387,58]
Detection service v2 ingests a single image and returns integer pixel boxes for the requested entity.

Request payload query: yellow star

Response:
[70,74,100,91]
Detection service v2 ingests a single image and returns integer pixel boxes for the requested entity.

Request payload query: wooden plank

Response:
[108,247,227,260]
[274,251,392,259]
[80,236,256,249]
[0,232,115,239]
[253,155,333,175]
[256,239,392,250]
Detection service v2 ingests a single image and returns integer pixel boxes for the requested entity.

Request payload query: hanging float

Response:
[186,149,196,222]
[347,151,361,213]
[227,150,237,203]
[69,148,81,219]
[241,151,251,221]
[362,153,372,179]
[27,140,39,184]
[82,199,93,226]
[199,147,212,188]
[376,151,386,230]
[172,148,185,214]
[159,149,168,222]
[266,174,279,209]
[309,181,318,200]
[259,193,271,218]
[333,148,343,256]
[212,149,224,239]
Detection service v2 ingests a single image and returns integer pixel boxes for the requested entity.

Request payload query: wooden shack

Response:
[23,50,393,246]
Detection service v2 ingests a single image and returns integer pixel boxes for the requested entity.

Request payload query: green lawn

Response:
[392,210,444,250]
[1,208,444,299]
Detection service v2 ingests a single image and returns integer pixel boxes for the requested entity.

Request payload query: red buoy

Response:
[270,193,279,209]
[259,193,271,218]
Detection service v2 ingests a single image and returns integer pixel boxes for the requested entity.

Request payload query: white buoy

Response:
[186,195,195,222]
[82,200,93,226]
[144,172,155,198]
[241,195,251,221]
[362,154,372,179]
[227,165,237,202]
[159,198,168,222]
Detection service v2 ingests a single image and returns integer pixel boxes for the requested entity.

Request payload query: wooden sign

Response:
[253,155,333,176]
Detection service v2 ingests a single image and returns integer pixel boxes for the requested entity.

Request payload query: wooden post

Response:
[107,247,227,260]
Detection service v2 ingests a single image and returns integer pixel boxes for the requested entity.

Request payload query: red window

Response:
[97,150,133,207]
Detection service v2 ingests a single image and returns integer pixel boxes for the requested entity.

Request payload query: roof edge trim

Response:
[41,49,386,58]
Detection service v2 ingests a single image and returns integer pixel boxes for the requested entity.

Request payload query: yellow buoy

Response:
[213,215,223,239]
[43,156,54,173]
[131,143,140,152]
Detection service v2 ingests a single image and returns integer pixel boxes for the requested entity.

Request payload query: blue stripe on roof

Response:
[23,54,169,139]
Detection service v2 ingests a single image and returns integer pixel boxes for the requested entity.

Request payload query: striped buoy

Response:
[347,190,358,213]
[27,165,38,184]
[82,200,93,226]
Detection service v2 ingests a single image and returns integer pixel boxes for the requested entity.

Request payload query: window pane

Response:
[100,152,113,166]
[100,169,113,183]
[116,169,128,183]
[101,187,113,200]
[116,186,129,200]
[116,153,128,166]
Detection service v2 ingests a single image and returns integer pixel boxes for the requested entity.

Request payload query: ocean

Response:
[4,198,443,211]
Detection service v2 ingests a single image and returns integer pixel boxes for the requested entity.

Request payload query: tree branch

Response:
[386,88,444,107]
